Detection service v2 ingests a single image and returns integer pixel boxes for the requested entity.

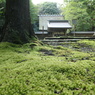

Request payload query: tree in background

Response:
[38,2,61,15]
[0,0,35,44]
[30,1,39,32]
[63,0,94,31]
[30,1,38,24]
[84,0,95,31]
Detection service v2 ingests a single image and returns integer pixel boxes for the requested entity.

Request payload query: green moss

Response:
[0,40,95,94]
[78,40,95,46]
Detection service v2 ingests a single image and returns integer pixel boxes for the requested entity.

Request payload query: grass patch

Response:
[0,40,95,94]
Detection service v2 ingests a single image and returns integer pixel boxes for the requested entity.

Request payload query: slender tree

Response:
[0,0,35,44]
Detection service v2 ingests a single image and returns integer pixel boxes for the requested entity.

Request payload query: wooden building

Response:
[35,15,72,39]
[48,20,72,36]
[39,15,64,30]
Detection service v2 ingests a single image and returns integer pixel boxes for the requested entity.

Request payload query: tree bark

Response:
[0,0,35,44]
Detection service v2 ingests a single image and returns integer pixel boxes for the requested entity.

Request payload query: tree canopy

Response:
[30,1,38,24]
[38,2,61,15]
[63,0,95,31]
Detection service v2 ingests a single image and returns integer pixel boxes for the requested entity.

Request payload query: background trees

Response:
[85,0,95,30]
[30,1,38,24]
[38,2,61,15]
[63,0,95,31]
[30,1,38,32]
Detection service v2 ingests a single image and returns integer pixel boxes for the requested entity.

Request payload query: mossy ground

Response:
[0,40,95,95]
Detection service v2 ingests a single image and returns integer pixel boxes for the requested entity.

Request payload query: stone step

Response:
[41,37,95,45]
[45,37,95,40]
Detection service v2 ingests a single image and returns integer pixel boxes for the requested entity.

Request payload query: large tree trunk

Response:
[0,0,35,44]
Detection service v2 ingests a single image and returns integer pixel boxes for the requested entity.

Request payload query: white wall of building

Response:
[39,15,64,30]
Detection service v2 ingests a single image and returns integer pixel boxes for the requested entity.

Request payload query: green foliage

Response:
[30,0,39,31]
[84,0,95,30]
[38,2,61,15]
[30,1,38,23]
[78,40,95,47]
[0,40,95,94]
[63,0,94,31]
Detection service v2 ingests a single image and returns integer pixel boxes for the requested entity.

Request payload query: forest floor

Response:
[0,40,95,95]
